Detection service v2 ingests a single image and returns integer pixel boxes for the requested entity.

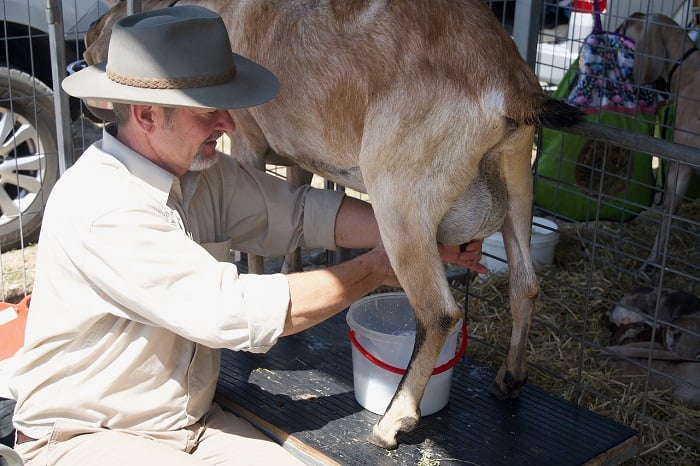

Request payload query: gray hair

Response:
[111,103,179,128]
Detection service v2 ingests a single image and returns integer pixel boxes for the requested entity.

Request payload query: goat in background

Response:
[619,13,700,271]
[602,286,700,407]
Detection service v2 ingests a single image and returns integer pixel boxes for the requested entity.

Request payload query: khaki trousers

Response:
[15,403,304,466]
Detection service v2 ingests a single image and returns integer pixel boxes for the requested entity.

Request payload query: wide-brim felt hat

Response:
[63,5,279,110]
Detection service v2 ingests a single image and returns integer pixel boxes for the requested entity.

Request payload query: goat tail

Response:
[524,96,583,129]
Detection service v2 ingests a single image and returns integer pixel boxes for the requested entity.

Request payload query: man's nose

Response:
[216,110,236,132]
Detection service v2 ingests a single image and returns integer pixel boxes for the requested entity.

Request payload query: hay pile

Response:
[0,243,37,304]
[455,201,699,465]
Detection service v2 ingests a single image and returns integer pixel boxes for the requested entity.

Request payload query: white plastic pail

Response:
[346,292,465,415]
[482,217,560,273]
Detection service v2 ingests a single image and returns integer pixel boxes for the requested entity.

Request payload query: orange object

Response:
[0,294,30,360]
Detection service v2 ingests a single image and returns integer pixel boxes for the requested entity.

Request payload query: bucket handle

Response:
[347,322,468,375]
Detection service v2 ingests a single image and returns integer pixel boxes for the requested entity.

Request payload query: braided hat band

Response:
[106,67,237,90]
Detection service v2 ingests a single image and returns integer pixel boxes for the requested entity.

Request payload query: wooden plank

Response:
[215,397,341,466]
[583,436,639,466]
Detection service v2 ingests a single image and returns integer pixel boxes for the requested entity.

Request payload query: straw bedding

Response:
[452,200,699,465]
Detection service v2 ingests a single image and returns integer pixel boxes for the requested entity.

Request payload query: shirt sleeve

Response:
[187,156,345,256]
[301,188,346,250]
[80,203,290,353]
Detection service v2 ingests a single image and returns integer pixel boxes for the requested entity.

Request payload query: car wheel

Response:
[0,67,59,251]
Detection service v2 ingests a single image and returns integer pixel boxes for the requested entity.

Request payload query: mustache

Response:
[205,132,224,144]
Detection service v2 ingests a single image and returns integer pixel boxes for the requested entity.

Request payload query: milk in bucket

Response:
[346,292,466,415]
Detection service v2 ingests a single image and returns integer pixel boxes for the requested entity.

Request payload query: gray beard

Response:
[188,142,220,171]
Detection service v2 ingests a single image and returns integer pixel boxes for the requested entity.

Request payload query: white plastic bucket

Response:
[346,292,466,415]
[482,217,560,273]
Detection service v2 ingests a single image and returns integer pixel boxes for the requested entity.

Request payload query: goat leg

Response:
[642,162,692,272]
[489,128,539,399]
[367,257,461,450]
[361,172,462,449]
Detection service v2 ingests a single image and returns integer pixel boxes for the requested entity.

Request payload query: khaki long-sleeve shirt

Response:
[10,126,344,439]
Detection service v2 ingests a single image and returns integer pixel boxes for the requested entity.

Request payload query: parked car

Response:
[0,0,115,251]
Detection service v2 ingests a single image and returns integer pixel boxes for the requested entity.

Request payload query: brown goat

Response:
[596,342,700,408]
[607,286,700,360]
[618,13,700,270]
[604,286,700,407]
[82,0,580,449]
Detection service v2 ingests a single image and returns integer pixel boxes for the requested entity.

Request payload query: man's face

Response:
[155,107,235,176]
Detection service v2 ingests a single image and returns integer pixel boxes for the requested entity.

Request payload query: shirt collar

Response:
[101,124,176,204]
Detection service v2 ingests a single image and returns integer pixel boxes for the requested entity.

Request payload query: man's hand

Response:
[367,239,486,291]
[439,240,488,275]
[366,244,401,288]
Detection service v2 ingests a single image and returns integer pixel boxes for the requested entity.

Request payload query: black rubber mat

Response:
[217,311,637,465]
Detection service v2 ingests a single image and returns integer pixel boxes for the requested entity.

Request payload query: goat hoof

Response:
[637,263,657,282]
[367,429,398,450]
[490,370,527,399]
[489,381,512,400]
[367,414,419,450]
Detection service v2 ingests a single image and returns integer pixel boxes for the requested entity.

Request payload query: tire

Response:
[0,67,59,251]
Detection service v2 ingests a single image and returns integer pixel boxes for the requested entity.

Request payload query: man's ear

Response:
[131,105,157,132]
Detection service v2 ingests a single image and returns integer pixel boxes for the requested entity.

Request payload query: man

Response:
[10,6,484,465]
